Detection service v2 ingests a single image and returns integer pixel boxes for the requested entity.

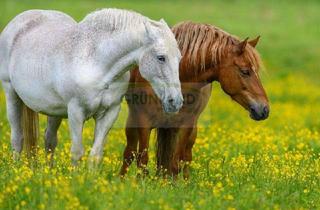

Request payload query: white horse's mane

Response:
[79,8,148,32]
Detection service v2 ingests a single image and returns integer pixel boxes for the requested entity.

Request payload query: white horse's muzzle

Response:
[162,88,183,113]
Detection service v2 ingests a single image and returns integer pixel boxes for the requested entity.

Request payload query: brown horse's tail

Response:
[156,128,178,175]
[22,103,39,157]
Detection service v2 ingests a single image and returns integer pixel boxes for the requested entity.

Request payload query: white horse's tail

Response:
[22,103,39,157]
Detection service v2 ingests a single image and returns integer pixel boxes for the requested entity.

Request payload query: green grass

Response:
[0,0,320,209]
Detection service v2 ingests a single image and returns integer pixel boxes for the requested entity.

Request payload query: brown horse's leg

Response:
[183,127,197,179]
[120,114,139,176]
[137,127,151,176]
[170,127,194,178]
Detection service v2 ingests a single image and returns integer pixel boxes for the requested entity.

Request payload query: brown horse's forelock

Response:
[172,21,262,75]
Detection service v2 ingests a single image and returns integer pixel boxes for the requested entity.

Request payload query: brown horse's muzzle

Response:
[249,102,269,121]
[230,93,269,121]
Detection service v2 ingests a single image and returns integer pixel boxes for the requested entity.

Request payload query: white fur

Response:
[0,9,183,164]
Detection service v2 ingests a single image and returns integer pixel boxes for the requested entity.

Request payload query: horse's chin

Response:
[161,95,183,114]
[162,106,180,115]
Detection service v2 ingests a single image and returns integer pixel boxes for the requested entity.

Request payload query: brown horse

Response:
[119,22,269,178]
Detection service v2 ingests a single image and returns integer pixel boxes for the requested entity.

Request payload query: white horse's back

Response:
[0,10,78,114]
[0,10,76,81]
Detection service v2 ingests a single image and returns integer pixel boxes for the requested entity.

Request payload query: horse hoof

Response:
[119,166,128,177]
[71,158,81,167]
[88,156,102,171]
[12,151,21,161]
[136,168,149,179]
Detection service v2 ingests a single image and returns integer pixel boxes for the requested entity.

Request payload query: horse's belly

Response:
[11,74,67,116]
[17,90,67,116]
[8,41,69,116]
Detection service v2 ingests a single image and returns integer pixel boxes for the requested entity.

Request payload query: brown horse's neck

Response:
[172,21,235,89]
[178,41,222,88]
[179,62,219,87]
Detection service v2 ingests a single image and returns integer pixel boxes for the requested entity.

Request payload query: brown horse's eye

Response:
[240,69,251,77]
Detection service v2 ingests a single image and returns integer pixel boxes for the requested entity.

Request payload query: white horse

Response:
[0,9,183,165]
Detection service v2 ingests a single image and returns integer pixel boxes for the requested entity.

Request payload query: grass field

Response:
[0,0,320,209]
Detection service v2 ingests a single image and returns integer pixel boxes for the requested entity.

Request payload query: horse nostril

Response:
[250,106,256,114]
[168,98,174,105]
[263,106,269,117]
[263,106,269,114]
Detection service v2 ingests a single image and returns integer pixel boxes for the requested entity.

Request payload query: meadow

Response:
[0,0,320,209]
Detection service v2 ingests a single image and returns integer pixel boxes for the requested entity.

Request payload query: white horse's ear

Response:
[160,18,166,25]
[159,19,171,29]
[144,21,158,43]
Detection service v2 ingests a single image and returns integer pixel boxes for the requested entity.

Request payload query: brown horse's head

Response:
[218,36,269,120]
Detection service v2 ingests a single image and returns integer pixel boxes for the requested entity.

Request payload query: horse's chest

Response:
[101,85,127,106]
[84,74,129,116]
[157,87,211,126]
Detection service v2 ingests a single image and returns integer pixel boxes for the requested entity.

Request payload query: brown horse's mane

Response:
[172,21,262,75]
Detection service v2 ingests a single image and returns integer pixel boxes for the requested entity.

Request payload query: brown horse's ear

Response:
[235,37,249,55]
[248,36,260,48]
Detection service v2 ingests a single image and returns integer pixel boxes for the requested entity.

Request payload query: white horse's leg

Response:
[45,116,62,153]
[67,100,85,164]
[2,82,23,158]
[89,105,121,167]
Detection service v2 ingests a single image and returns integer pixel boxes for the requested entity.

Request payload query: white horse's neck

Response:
[92,27,145,87]
[97,32,145,87]
[76,10,148,87]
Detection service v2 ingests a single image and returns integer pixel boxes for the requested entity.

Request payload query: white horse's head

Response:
[139,19,183,113]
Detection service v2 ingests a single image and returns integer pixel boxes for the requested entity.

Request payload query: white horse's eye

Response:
[157,55,166,62]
